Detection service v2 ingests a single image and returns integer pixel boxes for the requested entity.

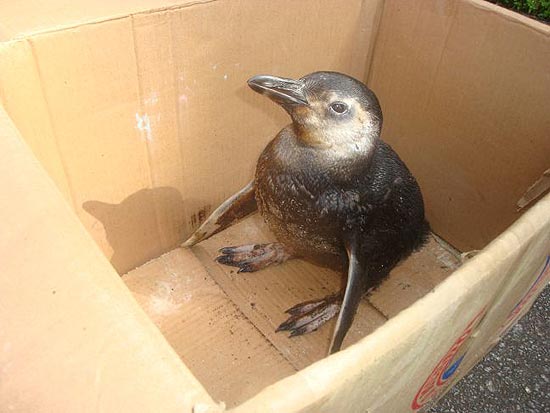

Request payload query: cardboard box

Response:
[0,0,548,411]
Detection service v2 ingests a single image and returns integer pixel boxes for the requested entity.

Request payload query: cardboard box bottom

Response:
[123,214,461,407]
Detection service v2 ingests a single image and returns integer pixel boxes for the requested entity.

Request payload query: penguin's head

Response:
[248,71,382,156]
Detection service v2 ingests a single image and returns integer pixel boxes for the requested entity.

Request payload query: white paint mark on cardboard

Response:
[149,282,181,315]
[135,112,152,142]
[223,74,228,80]
[148,295,181,316]
[143,91,159,106]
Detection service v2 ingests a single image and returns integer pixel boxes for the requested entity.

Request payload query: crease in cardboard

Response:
[130,16,155,183]
[27,38,79,213]
[362,0,385,83]
[365,300,390,320]
[169,14,190,238]
[421,7,458,118]
[130,15,167,256]
[130,10,192,254]
[167,10,194,242]
[0,40,74,202]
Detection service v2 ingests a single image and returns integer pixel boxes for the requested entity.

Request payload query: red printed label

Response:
[411,307,487,410]
[499,255,550,336]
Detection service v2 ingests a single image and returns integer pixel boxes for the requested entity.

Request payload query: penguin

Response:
[183,71,430,354]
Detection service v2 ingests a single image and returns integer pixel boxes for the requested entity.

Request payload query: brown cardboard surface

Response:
[123,248,297,407]
[0,0,384,274]
[122,213,459,406]
[368,0,550,252]
[368,237,461,318]
[0,106,219,413]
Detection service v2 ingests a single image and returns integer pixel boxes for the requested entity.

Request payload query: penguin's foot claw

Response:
[276,294,342,337]
[215,242,292,273]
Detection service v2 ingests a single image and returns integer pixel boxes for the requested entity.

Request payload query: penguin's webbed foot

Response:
[276,293,342,337]
[215,242,292,273]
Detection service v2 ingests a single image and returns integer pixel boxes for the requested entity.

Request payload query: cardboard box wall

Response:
[0,0,549,411]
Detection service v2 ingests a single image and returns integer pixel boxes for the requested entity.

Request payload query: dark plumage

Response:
[255,130,429,283]
[183,71,429,354]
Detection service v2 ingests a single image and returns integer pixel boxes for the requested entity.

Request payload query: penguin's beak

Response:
[248,75,308,106]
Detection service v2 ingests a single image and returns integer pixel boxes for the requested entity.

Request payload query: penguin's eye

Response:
[329,101,348,114]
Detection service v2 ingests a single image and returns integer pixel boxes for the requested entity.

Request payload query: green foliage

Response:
[491,0,550,21]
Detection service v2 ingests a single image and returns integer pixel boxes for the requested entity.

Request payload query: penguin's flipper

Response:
[182,180,257,247]
[328,240,367,355]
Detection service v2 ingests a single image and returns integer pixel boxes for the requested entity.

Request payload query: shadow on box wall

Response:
[83,187,212,273]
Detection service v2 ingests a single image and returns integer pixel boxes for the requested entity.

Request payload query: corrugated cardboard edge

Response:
[1,0,218,42]
[0,104,221,412]
[4,0,546,43]
[229,191,550,412]
[464,0,550,34]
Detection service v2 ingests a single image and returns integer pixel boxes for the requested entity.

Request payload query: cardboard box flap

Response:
[0,105,220,412]
[0,0,209,42]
